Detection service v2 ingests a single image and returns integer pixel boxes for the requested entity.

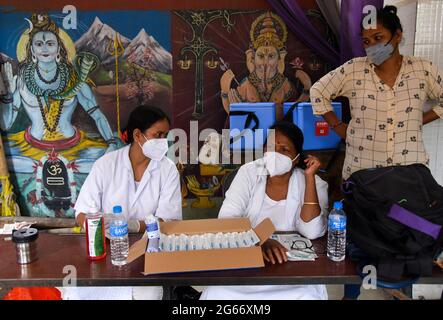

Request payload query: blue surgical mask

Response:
[365,37,395,66]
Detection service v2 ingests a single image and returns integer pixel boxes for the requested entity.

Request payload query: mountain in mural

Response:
[75,17,171,74]
[75,17,131,65]
[123,28,172,73]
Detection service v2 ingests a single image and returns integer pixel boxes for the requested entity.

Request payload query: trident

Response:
[107,32,125,136]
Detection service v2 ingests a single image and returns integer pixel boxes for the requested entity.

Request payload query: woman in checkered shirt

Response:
[310,5,443,180]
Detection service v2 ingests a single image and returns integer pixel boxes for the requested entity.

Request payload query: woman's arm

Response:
[322,111,348,140]
[300,156,322,222]
[301,174,321,222]
[74,161,104,227]
[423,109,439,125]
[296,157,328,240]
[218,165,251,219]
[156,164,182,221]
[310,61,351,139]
[75,212,87,228]
[424,60,443,123]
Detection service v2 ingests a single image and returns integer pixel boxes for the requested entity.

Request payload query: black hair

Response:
[124,105,170,144]
[267,121,306,170]
[361,5,403,35]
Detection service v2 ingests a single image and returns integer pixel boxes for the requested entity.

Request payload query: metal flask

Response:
[12,228,39,264]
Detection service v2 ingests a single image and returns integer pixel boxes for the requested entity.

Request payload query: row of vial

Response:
[159,230,261,252]
[85,201,347,265]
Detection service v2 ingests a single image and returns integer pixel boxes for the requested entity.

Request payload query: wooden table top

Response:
[0,233,442,287]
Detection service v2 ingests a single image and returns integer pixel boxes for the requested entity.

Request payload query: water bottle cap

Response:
[333,201,343,210]
[113,205,122,214]
[89,203,100,214]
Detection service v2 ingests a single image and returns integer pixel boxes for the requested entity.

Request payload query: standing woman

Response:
[201,121,329,300]
[310,5,443,180]
[63,105,182,300]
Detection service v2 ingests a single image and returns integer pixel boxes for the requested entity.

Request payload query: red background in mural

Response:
[172,3,331,135]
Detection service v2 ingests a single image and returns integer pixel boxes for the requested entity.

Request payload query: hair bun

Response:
[383,5,398,15]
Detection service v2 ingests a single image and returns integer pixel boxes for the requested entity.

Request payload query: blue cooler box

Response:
[283,102,342,151]
[229,102,276,150]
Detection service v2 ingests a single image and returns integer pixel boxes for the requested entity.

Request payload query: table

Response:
[1,234,442,299]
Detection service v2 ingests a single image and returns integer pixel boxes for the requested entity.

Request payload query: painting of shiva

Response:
[0,13,117,217]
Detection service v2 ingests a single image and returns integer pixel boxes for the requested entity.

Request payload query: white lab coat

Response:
[63,145,182,300]
[200,159,329,300]
[74,145,182,221]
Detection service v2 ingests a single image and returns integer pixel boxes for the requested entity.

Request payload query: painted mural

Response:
[0,4,331,216]
[172,9,329,210]
[0,9,172,217]
[172,9,328,133]
[219,11,312,112]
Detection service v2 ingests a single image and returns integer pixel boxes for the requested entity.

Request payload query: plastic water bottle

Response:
[110,205,129,266]
[145,214,160,253]
[327,201,347,262]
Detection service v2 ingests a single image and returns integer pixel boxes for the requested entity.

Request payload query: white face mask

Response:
[263,151,300,177]
[138,134,168,161]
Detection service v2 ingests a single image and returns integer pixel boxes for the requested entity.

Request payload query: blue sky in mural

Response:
[0,9,171,58]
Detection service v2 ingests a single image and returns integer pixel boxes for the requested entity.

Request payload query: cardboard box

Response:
[127,218,275,275]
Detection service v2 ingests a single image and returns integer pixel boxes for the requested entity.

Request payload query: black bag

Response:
[343,164,443,282]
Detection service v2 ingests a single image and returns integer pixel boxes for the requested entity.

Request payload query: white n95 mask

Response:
[139,135,168,161]
[263,151,300,177]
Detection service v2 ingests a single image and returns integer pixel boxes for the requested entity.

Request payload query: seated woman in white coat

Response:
[62,105,182,300]
[201,121,329,300]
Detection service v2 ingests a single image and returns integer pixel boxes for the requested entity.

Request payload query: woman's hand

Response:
[322,111,347,140]
[334,123,348,140]
[262,239,288,264]
[304,155,321,176]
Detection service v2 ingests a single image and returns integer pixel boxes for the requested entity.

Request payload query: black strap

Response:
[282,102,300,122]
[229,111,259,144]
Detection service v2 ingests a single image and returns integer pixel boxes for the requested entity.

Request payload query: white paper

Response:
[0,222,34,235]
